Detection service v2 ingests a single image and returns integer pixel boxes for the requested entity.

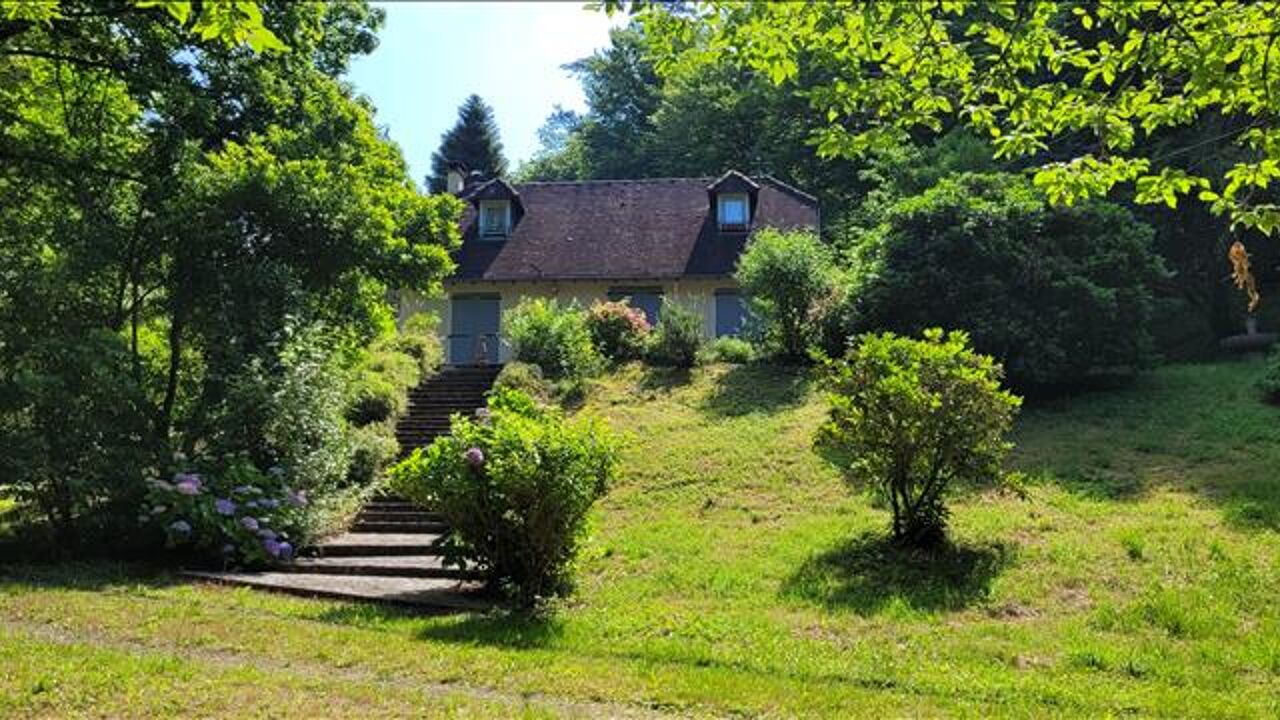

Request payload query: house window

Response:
[479,200,510,238]
[608,287,664,326]
[717,193,749,230]
[715,290,745,337]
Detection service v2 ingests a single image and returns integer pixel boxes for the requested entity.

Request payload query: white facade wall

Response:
[399,278,739,364]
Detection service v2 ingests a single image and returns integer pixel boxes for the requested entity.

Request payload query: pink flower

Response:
[174,480,201,496]
[463,447,485,468]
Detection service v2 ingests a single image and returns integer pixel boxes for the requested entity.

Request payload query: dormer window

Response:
[479,200,510,238]
[717,193,749,231]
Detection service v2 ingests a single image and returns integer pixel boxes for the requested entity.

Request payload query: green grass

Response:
[3,360,1280,716]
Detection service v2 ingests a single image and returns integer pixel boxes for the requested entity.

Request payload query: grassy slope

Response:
[2,360,1279,717]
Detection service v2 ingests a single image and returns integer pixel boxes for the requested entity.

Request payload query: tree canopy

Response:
[426,93,509,192]
[0,0,460,542]
[615,1,1280,236]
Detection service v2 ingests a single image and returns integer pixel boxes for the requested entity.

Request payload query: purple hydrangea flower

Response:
[168,520,191,534]
[239,516,259,532]
[277,541,293,561]
[214,498,236,516]
[257,528,277,541]
[262,538,282,558]
[463,447,485,468]
[261,498,279,510]
[286,490,308,508]
[245,500,260,509]
[174,474,201,495]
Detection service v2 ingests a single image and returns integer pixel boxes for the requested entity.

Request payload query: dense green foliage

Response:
[735,228,841,360]
[587,300,651,362]
[390,389,619,606]
[0,1,459,546]
[426,94,509,193]
[849,173,1168,389]
[503,298,602,382]
[492,361,555,405]
[821,330,1022,547]
[701,336,756,364]
[629,1,1280,236]
[646,299,702,368]
[1260,347,1280,403]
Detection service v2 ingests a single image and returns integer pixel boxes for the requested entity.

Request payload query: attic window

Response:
[479,200,510,238]
[717,193,749,230]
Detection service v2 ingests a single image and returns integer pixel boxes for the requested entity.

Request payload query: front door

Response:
[449,295,500,364]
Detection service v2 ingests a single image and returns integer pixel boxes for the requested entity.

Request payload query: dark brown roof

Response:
[448,175,819,282]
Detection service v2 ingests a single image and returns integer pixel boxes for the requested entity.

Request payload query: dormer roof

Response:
[706,169,760,195]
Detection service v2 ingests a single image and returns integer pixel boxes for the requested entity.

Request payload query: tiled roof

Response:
[448,174,819,282]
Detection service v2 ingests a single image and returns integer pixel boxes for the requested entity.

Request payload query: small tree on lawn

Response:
[820,329,1021,548]
[734,228,839,361]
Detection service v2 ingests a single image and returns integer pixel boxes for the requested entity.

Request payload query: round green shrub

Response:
[702,336,756,364]
[344,424,400,486]
[503,298,602,381]
[493,361,555,404]
[345,372,404,426]
[587,300,651,361]
[735,228,841,360]
[389,388,619,606]
[850,172,1168,390]
[647,299,702,368]
[820,329,1021,547]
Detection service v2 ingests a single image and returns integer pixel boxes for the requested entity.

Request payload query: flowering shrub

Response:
[389,387,619,606]
[141,456,310,566]
[586,300,650,362]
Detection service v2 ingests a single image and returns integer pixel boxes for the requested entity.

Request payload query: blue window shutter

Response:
[715,291,744,337]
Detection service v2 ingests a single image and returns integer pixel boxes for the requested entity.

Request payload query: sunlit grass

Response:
[2,359,1279,716]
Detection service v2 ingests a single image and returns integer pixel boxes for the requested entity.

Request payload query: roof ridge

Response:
[515,176,715,187]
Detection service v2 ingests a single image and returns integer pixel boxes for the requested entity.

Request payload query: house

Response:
[401,166,820,364]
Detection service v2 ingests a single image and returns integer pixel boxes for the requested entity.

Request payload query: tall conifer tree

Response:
[427,94,509,193]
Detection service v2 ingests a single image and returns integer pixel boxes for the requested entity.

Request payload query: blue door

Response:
[449,295,500,364]
[715,290,745,337]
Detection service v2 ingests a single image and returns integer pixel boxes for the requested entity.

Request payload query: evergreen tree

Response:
[427,94,509,193]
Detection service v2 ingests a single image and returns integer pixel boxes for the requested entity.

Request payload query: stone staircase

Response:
[185,366,503,610]
[394,364,503,452]
[186,496,487,611]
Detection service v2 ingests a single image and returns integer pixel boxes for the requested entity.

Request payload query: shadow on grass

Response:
[0,559,181,592]
[415,610,565,649]
[780,532,1013,615]
[701,363,812,417]
[637,365,693,394]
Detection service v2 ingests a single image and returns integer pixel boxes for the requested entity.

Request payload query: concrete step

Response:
[317,532,446,557]
[283,555,480,580]
[361,501,426,511]
[184,571,488,611]
[356,510,444,523]
[350,520,449,534]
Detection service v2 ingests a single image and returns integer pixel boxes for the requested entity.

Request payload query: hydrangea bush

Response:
[586,300,651,362]
[389,388,619,606]
[141,455,310,566]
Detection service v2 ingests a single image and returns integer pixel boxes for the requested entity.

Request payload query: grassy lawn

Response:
[3,359,1279,716]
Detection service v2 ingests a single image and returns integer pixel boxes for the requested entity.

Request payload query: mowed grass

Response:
[3,360,1280,717]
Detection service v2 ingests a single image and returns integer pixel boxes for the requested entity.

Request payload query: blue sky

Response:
[346,2,624,189]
